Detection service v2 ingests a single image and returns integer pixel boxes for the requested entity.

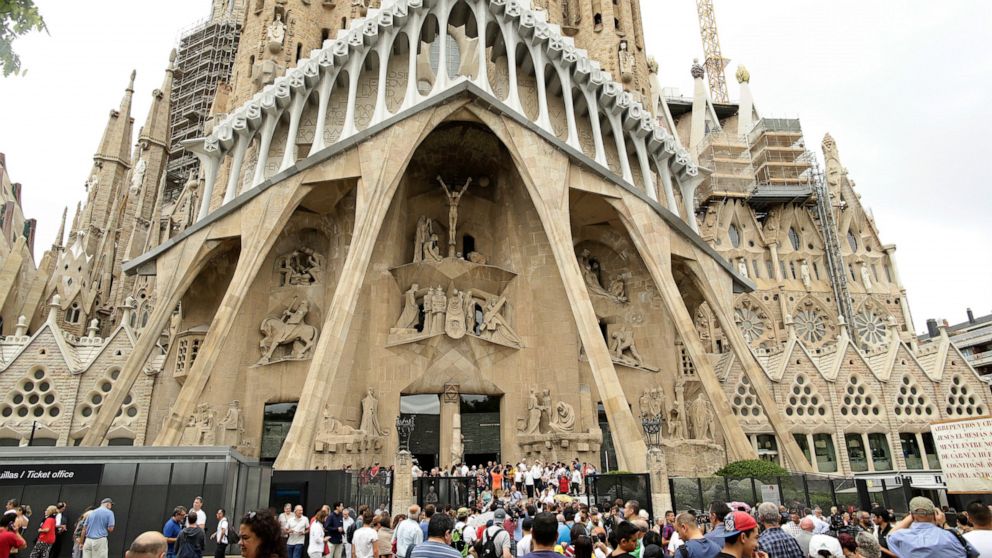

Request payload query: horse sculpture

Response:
[257,316,318,364]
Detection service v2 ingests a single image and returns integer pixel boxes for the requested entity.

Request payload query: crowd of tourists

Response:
[413,460,597,500]
[3,468,992,558]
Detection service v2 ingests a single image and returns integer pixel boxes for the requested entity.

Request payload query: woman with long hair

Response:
[239,509,289,558]
[308,509,330,558]
[70,508,92,558]
[28,506,58,558]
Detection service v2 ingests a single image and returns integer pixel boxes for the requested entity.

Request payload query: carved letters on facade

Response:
[256,297,319,365]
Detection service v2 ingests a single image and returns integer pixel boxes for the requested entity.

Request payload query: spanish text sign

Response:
[931,415,992,494]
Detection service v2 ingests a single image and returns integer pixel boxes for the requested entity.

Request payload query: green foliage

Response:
[1,0,47,77]
[715,459,788,479]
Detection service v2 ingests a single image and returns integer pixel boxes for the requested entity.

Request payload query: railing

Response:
[186,0,701,226]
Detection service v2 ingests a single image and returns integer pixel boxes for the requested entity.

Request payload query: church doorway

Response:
[261,402,297,463]
[401,394,441,470]
[460,395,501,466]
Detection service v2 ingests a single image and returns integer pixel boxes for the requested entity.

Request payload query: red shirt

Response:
[0,530,25,558]
[38,518,56,545]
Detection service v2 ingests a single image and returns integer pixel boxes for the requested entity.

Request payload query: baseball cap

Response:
[722,511,757,537]
[808,537,837,556]
[909,496,936,515]
[101,498,114,505]
[494,509,507,520]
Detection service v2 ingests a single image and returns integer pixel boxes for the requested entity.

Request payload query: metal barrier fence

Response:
[270,468,392,516]
[586,473,652,520]
[415,476,479,509]
[670,475,911,514]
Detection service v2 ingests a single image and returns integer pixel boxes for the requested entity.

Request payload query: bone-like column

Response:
[555,66,580,150]
[496,18,523,112]
[195,149,221,221]
[252,110,284,187]
[429,0,453,97]
[632,137,657,201]
[527,44,553,133]
[579,87,607,166]
[472,0,491,93]
[402,11,425,110]
[656,157,678,213]
[279,87,311,172]
[605,112,634,184]
[224,129,253,202]
[340,52,366,140]
[308,69,337,156]
[371,29,398,124]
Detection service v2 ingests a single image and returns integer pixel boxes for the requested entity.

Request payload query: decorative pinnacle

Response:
[735,65,750,84]
[647,57,659,74]
[690,58,705,79]
[128,70,136,90]
[169,48,177,64]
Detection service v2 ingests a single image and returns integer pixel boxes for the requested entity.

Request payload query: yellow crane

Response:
[695,0,729,103]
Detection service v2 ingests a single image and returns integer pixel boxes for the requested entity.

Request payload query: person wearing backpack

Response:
[518,512,558,558]
[174,514,205,558]
[671,513,720,558]
[410,515,461,558]
[475,510,511,558]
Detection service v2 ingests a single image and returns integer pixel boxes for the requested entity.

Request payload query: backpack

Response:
[475,527,504,558]
[451,525,469,557]
[346,521,358,544]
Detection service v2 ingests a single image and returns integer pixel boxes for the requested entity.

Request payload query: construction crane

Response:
[695,0,730,104]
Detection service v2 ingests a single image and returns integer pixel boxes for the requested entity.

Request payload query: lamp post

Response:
[396,415,415,453]
[641,412,662,449]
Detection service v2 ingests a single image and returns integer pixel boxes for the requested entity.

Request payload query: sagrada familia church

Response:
[0,0,987,497]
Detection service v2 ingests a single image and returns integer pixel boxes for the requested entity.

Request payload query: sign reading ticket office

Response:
[930,415,992,494]
[0,464,103,485]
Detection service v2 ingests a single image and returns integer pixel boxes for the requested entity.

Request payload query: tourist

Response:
[286,506,310,558]
[963,501,992,556]
[792,519,813,557]
[239,510,288,558]
[51,503,69,558]
[377,514,394,558]
[71,508,92,558]
[81,498,115,558]
[164,507,187,558]
[755,502,802,558]
[280,504,294,543]
[3,502,17,518]
[351,512,380,558]
[396,506,424,558]
[0,514,27,558]
[125,531,168,558]
[852,532,879,558]
[807,509,830,536]
[213,509,229,558]
[705,503,731,542]
[609,521,639,558]
[808,528,843,557]
[191,497,207,530]
[671,512,720,558]
[410,514,461,558]
[343,508,356,558]
[781,513,801,540]
[559,510,576,545]
[326,503,346,558]
[174,513,205,558]
[12,506,30,552]
[479,509,512,558]
[309,508,331,558]
[868,508,893,558]
[639,531,661,558]
[624,503,640,523]
[516,518,533,557]
[716,512,765,558]
[660,512,676,551]
[28,506,58,558]
[887,497,971,557]
[422,506,436,541]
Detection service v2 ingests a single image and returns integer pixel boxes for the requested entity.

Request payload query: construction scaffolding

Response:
[748,118,816,186]
[164,16,242,201]
[694,131,755,205]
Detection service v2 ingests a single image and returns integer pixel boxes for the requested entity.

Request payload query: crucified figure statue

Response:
[437,176,471,257]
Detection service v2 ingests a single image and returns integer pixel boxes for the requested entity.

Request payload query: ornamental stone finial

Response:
[128,70,136,90]
[690,58,705,79]
[735,65,750,84]
[647,57,659,74]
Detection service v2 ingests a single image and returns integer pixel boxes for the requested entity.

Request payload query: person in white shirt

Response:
[352,513,380,558]
[213,509,229,558]
[342,509,356,558]
[279,503,294,541]
[517,518,533,557]
[394,506,424,558]
[191,497,207,530]
[964,501,992,557]
[570,468,582,496]
[309,509,330,558]
[286,505,309,558]
[804,507,830,535]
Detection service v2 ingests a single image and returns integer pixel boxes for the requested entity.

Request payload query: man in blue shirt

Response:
[163,507,187,558]
[410,514,463,558]
[82,498,115,558]
[703,502,730,542]
[673,512,721,558]
[887,496,973,558]
[557,509,575,545]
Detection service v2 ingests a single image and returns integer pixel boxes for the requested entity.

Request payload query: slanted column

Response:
[580,88,607,166]
[656,159,678,212]
[632,137,657,201]
[606,113,634,183]
[224,124,253,203]
[402,10,425,110]
[340,52,366,139]
[527,45,553,132]
[472,0,491,93]
[556,67,580,150]
[371,29,398,124]
[675,172,702,232]
[279,84,311,171]
[497,19,523,112]
[308,68,338,156]
[429,0,453,96]
[251,109,283,187]
[195,147,222,221]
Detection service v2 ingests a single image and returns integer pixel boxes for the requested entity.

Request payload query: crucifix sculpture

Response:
[437,176,471,257]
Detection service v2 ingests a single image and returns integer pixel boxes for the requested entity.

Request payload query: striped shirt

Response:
[410,540,463,558]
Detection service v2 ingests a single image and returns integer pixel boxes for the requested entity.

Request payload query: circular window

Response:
[22,381,33,392]
[100,382,112,393]
[1,407,10,418]
[38,382,49,392]
[797,407,805,416]
[741,408,750,417]
[48,406,60,417]
[27,394,39,405]
[797,376,805,385]
[32,407,43,417]
[81,407,92,417]
[126,407,138,418]
[33,369,44,380]
[123,395,133,405]
[43,394,54,405]
[111,369,120,380]
[92,394,103,405]
[12,394,23,405]
[841,408,849,416]
[895,408,902,416]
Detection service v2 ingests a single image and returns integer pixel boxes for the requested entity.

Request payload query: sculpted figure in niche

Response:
[467,251,487,265]
[667,399,685,439]
[393,284,421,332]
[181,404,216,446]
[437,176,471,258]
[359,388,385,437]
[413,216,437,263]
[479,296,522,348]
[609,328,644,368]
[737,258,748,278]
[639,387,665,419]
[550,401,577,433]
[579,250,609,295]
[618,40,635,83]
[220,400,244,446]
[429,287,447,334]
[608,272,630,303]
[800,259,812,291]
[257,298,319,364]
[130,158,147,195]
[689,395,714,442]
[424,232,443,263]
[860,262,873,290]
[278,248,323,286]
[519,388,543,434]
[171,170,201,231]
[445,289,467,339]
[267,13,286,50]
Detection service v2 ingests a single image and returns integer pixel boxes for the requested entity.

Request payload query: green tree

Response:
[715,459,788,479]
[1,0,47,77]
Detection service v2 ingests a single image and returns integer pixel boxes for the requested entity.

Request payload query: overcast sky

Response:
[0,1,989,334]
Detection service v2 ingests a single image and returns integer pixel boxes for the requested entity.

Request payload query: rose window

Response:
[853,310,888,349]
[794,309,827,345]
[734,303,766,344]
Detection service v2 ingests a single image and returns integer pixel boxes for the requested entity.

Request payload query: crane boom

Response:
[696,0,730,103]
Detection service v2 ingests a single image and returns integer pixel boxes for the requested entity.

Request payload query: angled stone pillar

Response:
[82,228,223,445]
[684,259,813,472]
[498,121,646,473]
[154,177,314,445]
[609,193,756,462]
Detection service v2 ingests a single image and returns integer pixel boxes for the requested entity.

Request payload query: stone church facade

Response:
[0,0,988,498]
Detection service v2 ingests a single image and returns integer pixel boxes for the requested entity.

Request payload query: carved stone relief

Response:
[256,297,319,365]
[689,395,714,442]
[313,389,386,455]
[179,403,216,445]
[607,327,659,372]
[276,248,324,287]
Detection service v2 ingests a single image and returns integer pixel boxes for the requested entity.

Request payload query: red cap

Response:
[722,511,758,537]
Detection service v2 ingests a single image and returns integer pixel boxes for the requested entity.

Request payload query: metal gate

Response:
[415,476,479,509]
[585,473,653,519]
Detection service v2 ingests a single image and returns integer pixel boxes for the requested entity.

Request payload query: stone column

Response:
[647,447,672,517]
[392,451,414,513]
[440,389,460,470]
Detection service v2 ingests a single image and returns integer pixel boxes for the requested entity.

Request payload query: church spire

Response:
[94,71,136,168]
[137,53,175,152]
[53,206,67,249]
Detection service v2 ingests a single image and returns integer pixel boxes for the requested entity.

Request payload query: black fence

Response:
[670,474,915,514]
[270,468,393,516]
[0,447,267,558]
[585,473,652,520]
[415,476,479,509]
